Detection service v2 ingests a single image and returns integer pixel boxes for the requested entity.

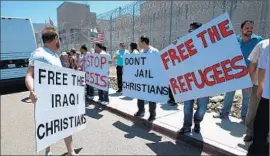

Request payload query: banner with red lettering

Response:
[85,53,111,91]
[159,13,252,102]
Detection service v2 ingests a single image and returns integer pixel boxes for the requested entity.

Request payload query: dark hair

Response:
[95,43,103,49]
[101,46,107,51]
[41,27,58,44]
[140,36,150,45]
[70,48,76,54]
[190,22,202,30]
[80,44,88,51]
[241,20,254,29]
[130,42,138,52]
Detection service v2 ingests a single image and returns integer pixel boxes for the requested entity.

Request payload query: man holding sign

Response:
[133,36,160,122]
[25,27,78,156]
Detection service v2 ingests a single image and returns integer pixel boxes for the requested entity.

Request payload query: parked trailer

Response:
[0,17,37,86]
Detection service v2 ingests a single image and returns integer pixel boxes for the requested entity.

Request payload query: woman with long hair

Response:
[129,42,140,54]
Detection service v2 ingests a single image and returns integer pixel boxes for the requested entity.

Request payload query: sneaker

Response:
[87,96,94,100]
[134,111,145,118]
[177,127,191,134]
[244,135,253,142]
[168,101,177,106]
[97,99,102,103]
[101,101,109,105]
[148,115,156,122]
[116,90,122,93]
[213,113,228,119]
[194,123,201,133]
[45,152,52,156]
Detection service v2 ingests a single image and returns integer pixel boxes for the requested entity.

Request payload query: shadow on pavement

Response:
[109,92,122,97]
[60,147,83,156]
[237,142,250,151]
[85,104,104,120]
[120,96,134,101]
[21,97,32,103]
[112,121,162,143]
[146,140,203,155]
[160,104,179,111]
[0,84,28,95]
[216,119,245,138]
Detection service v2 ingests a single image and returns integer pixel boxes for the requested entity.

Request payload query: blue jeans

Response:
[221,89,251,118]
[183,97,209,128]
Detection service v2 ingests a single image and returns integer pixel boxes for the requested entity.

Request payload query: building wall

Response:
[57,2,96,51]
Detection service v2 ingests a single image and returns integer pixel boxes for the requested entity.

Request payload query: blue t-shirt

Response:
[113,49,129,66]
[237,34,264,67]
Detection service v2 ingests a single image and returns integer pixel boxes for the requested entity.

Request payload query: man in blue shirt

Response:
[113,43,130,93]
[214,20,264,121]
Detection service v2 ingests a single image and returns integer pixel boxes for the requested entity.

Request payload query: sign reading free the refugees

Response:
[34,61,86,152]
[159,13,253,102]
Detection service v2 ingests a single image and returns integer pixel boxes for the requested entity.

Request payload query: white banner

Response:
[123,53,169,103]
[159,13,253,102]
[34,61,86,152]
[85,53,110,91]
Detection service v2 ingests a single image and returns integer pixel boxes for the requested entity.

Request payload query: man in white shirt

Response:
[244,39,269,142]
[96,43,111,105]
[247,45,269,156]
[134,36,159,122]
[25,27,77,156]
[79,45,95,100]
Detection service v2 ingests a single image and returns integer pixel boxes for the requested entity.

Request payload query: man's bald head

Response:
[41,27,58,44]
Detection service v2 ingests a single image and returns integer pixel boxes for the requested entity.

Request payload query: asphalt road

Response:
[1,84,207,155]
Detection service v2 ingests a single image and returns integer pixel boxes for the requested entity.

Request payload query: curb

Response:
[87,100,237,156]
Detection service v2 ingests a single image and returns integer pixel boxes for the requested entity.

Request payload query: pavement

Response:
[1,87,208,155]
[89,88,251,156]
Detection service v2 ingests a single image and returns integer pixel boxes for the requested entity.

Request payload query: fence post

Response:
[169,0,173,44]
[229,0,234,18]
[132,4,135,42]
[223,0,226,13]
[110,15,113,52]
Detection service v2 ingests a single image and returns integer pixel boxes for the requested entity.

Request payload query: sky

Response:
[1,1,133,25]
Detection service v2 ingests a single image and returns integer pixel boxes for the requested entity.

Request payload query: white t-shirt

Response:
[248,39,269,85]
[100,50,112,62]
[131,49,140,54]
[29,47,62,67]
[141,46,159,53]
[258,45,269,99]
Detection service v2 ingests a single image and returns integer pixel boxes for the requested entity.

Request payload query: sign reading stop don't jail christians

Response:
[159,13,253,102]
[34,61,86,152]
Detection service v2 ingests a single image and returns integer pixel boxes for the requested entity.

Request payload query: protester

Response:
[96,43,111,105]
[214,20,264,122]
[247,45,269,156]
[174,22,209,134]
[69,48,79,70]
[134,36,159,122]
[129,42,140,54]
[60,51,70,67]
[243,39,269,142]
[25,27,77,156]
[79,44,95,101]
[113,43,130,93]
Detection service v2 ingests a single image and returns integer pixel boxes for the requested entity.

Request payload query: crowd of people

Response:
[25,19,269,156]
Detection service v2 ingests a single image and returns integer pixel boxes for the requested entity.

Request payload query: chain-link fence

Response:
[96,0,269,55]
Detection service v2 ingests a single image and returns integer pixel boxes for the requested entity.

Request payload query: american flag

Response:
[91,31,104,43]
[49,17,54,26]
